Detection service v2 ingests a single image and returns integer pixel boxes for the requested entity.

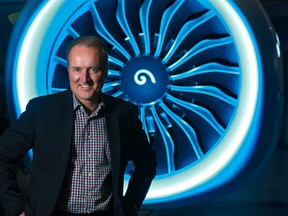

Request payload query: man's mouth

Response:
[79,84,91,88]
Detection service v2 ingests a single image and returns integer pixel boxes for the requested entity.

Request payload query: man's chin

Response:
[79,93,101,101]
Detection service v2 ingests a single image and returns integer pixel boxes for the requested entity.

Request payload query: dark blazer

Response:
[0,90,156,216]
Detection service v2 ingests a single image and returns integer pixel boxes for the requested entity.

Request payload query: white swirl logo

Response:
[134,69,156,85]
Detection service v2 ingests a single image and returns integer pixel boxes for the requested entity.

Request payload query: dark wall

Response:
[261,0,288,148]
[0,0,27,134]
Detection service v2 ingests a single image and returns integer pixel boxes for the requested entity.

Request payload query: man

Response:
[0,36,157,216]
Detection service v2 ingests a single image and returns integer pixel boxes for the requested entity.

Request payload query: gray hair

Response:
[67,36,108,72]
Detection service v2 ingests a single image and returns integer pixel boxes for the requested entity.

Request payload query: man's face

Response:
[68,45,106,106]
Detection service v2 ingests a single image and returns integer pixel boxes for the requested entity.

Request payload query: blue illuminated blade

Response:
[108,70,121,77]
[108,55,125,68]
[139,0,152,55]
[67,26,80,38]
[54,56,67,68]
[168,37,233,71]
[102,81,121,93]
[166,94,225,135]
[151,105,175,173]
[170,85,237,106]
[154,0,185,58]
[116,0,140,56]
[111,90,124,98]
[170,62,239,79]
[139,106,151,142]
[162,10,215,63]
[159,101,204,159]
[89,3,131,60]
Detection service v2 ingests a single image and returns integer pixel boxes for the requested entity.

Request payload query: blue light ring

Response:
[13,1,71,115]
[6,0,49,118]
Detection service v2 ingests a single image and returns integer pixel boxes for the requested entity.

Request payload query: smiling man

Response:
[68,39,107,114]
[0,36,157,216]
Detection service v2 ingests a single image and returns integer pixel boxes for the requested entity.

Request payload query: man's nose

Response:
[80,70,90,82]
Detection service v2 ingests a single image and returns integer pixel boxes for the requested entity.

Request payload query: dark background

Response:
[0,0,287,215]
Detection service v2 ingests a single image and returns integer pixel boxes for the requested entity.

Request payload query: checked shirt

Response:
[56,94,113,214]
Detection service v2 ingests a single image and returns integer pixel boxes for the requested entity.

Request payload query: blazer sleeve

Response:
[0,101,35,215]
[124,104,157,209]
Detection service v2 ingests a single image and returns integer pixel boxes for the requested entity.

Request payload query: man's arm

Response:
[124,105,157,209]
[0,102,35,215]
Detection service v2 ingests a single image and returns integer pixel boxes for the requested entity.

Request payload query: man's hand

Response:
[19,212,25,216]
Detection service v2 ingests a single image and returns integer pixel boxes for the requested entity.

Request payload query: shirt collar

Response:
[72,93,105,115]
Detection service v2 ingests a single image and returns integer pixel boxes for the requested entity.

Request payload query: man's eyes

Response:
[72,68,80,73]
[89,67,100,73]
[71,67,100,73]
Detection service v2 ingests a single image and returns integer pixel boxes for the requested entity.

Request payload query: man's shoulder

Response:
[27,90,72,111]
[103,94,136,107]
[30,90,71,104]
[103,94,137,113]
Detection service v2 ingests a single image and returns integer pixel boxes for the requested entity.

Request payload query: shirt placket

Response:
[83,116,96,214]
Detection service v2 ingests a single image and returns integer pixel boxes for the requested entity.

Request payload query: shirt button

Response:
[88,172,92,177]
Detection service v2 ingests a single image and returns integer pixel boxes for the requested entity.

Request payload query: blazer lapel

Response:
[104,95,121,176]
[106,112,121,171]
[58,90,74,166]
[104,95,124,214]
